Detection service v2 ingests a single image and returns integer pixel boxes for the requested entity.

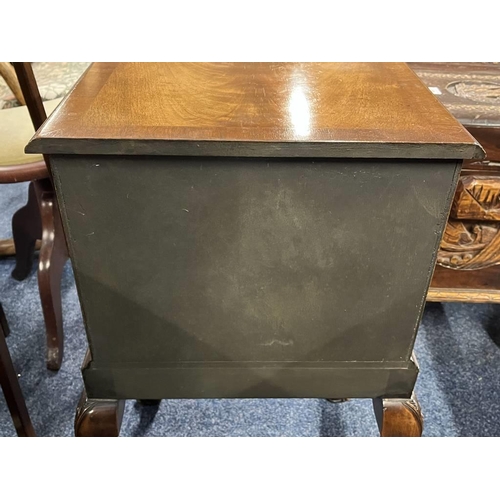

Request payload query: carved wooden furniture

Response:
[0,302,35,436]
[26,63,482,437]
[0,63,68,370]
[409,63,500,303]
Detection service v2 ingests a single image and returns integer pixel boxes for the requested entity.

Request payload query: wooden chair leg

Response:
[11,182,42,281]
[75,389,125,437]
[0,303,35,437]
[0,302,10,338]
[34,178,68,371]
[373,392,423,437]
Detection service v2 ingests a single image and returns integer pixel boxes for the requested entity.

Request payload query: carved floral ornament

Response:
[437,175,500,271]
[437,220,500,270]
[446,80,500,104]
[413,69,500,123]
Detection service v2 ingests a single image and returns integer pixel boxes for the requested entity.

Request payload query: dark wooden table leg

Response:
[372,392,423,437]
[0,304,35,437]
[11,182,42,281]
[137,399,161,406]
[34,178,68,371]
[75,389,125,437]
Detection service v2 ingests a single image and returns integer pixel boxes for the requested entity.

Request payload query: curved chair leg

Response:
[11,182,42,281]
[0,303,35,437]
[75,389,125,437]
[35,179,68,371]
[373,392,423,437]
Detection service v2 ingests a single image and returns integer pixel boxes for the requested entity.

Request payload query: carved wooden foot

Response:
[34,179,69,371]
[372,392,423,437]
[75,389,125,437]
[0,303,35,437]
[11,182,42,281]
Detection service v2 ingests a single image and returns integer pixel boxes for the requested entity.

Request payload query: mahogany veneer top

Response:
[26,62,483,159]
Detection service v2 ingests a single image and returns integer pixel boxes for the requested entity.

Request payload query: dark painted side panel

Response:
[52,156,458,369]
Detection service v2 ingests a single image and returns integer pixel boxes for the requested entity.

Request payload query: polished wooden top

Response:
[27,62,483,159]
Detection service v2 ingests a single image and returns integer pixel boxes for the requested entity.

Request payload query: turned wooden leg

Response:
[34,178,69,371]
[75,389,125,437]
[0,303,35,437]
[11,182,42,281]
[373,392,423,437]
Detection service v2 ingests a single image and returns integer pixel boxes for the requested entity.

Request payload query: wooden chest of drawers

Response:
[27,63,480,436]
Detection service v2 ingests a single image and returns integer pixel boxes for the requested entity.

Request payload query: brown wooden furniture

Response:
[0,63,68,370]
[27,63,482,437]
[0,302,35,436]
[373,392,423,437]
[0,62,25,106]
[409,63,500,303]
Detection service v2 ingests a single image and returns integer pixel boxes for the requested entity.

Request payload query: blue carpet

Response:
[1,182,500,436]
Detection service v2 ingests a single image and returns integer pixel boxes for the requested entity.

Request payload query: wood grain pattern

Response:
[429,262,500,302]
[26,63,482,159]
[427,286,500,303]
